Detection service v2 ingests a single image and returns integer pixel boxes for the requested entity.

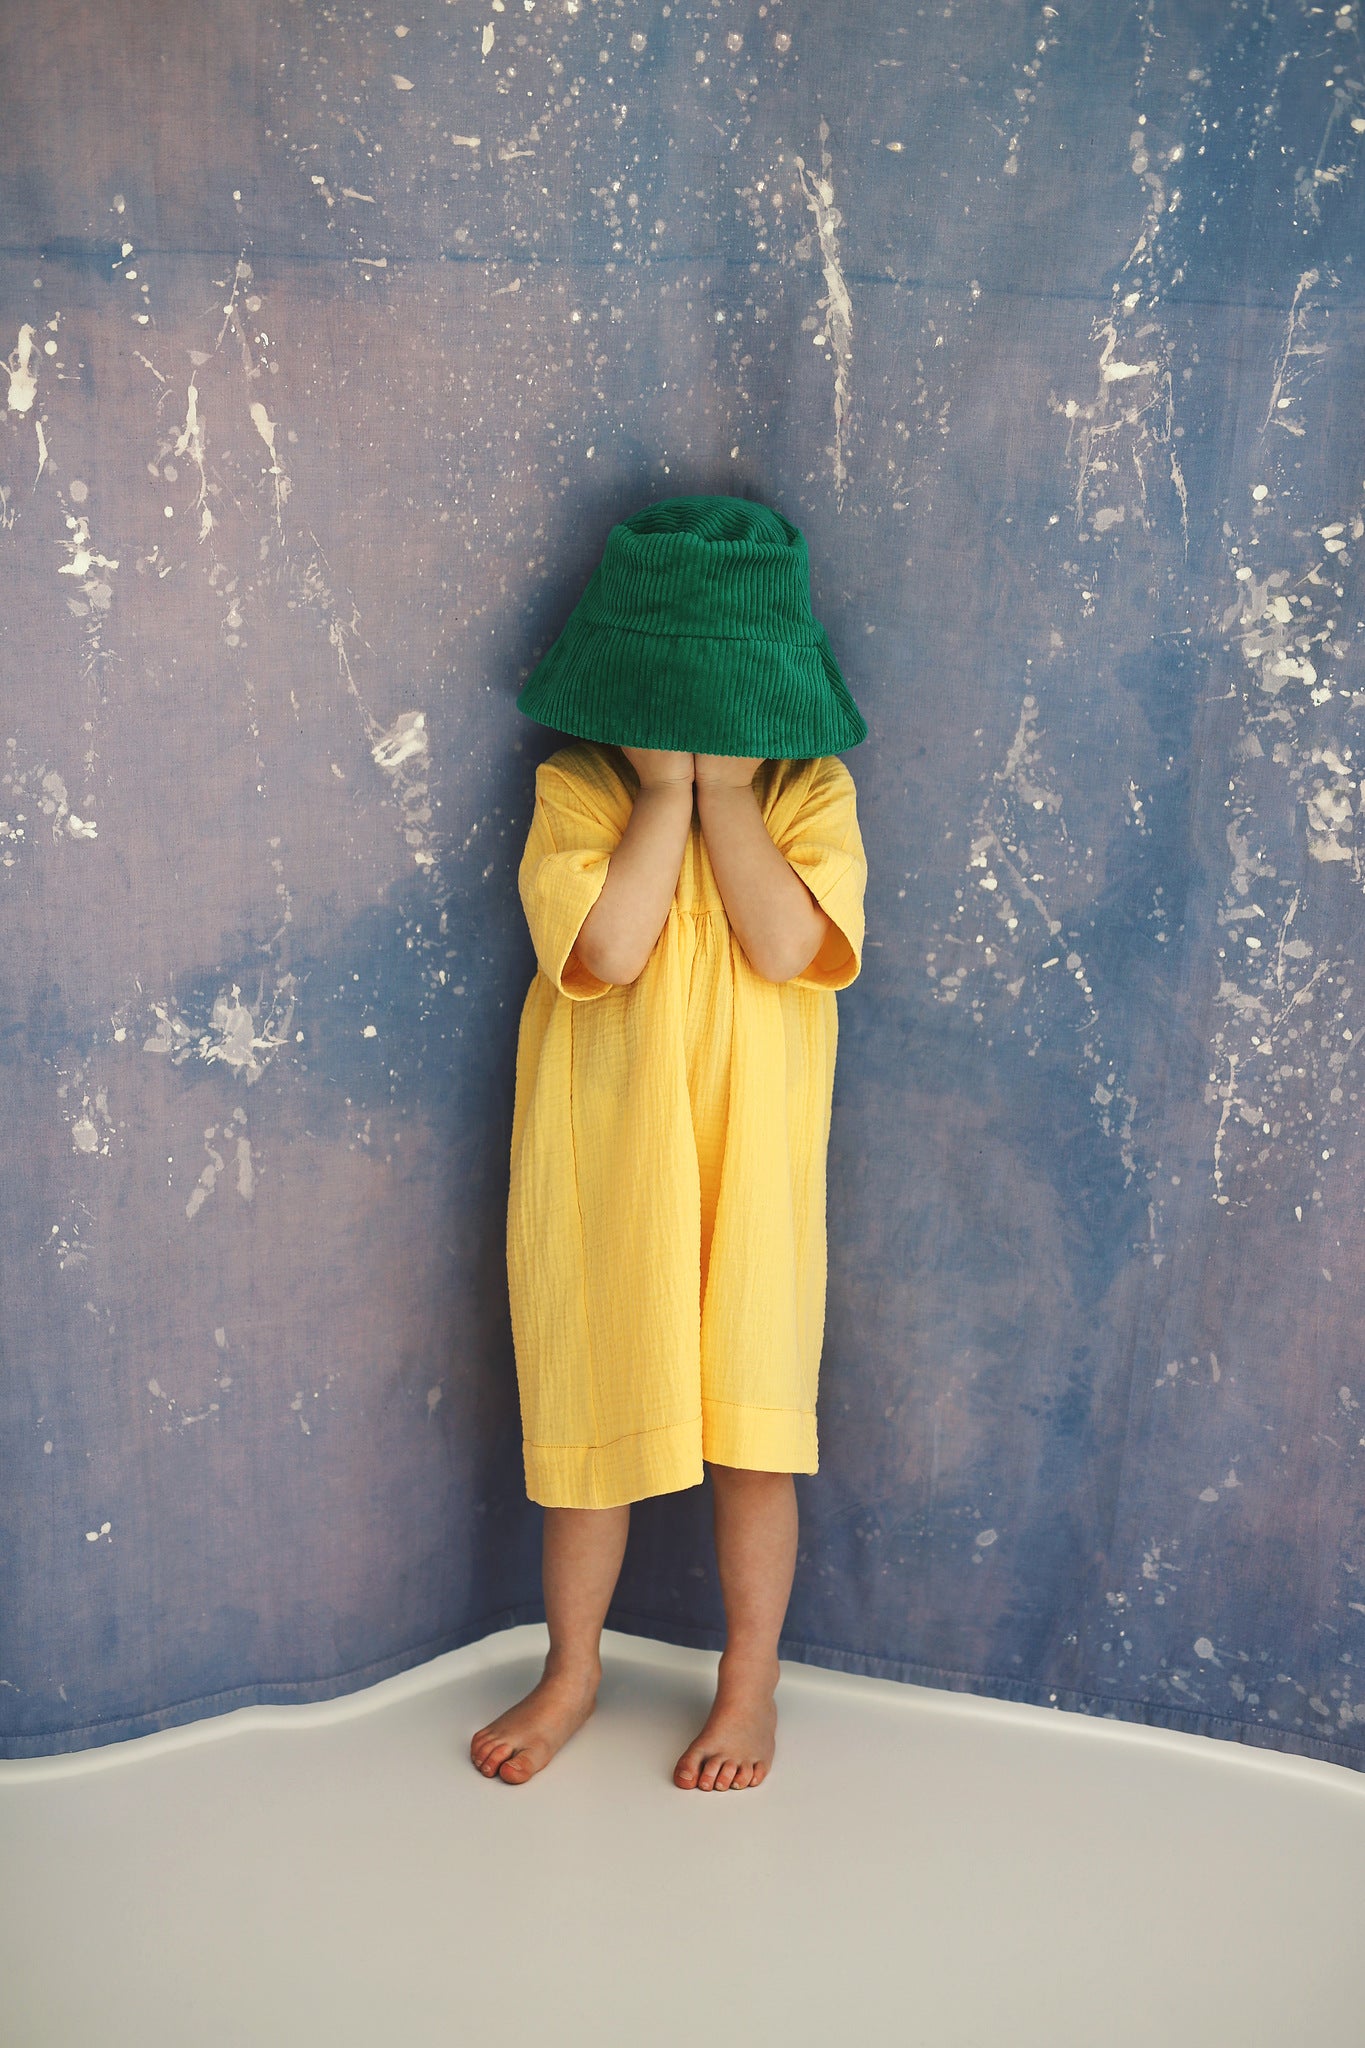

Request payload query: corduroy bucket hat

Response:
[515,493,868,758]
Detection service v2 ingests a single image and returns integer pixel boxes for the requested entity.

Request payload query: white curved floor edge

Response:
[3,1624,1362,2047]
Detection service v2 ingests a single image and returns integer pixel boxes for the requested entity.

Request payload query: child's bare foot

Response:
[674,1652,779,1790]
[470,1660,601,1783]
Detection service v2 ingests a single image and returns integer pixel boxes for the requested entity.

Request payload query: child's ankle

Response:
[718,1645,781,1685]
[543,1647,602,1685]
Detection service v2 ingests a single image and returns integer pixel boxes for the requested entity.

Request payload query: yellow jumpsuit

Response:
[506,739,867,1509]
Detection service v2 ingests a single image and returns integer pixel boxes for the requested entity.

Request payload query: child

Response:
[472,494,869,1790]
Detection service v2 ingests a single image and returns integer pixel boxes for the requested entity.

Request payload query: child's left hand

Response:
[693,753,764,788]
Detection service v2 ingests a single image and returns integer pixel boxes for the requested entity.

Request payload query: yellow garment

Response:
[507,740,867,1509]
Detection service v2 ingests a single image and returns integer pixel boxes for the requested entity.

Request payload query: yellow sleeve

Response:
[774,757,868,992]
[517,756,621,1000]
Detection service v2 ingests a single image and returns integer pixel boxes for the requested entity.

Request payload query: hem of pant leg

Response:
[700,1396,817,1473]
[524,1413,705,1507]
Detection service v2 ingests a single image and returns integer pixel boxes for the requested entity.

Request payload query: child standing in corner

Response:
[474,494,869,1790]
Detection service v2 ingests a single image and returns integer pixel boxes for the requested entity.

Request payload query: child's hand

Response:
[621,746,696,789]
[693,753,764,788]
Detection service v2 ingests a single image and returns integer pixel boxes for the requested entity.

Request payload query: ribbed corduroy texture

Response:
[516,494,869,757]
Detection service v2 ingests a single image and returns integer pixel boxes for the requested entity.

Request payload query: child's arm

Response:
[573,750,694,986]
[695,757,833,984]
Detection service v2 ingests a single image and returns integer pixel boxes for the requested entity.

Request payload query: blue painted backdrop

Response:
[4,0,1365,1768]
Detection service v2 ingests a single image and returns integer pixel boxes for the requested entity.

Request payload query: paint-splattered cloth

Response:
[507,739,867,1508]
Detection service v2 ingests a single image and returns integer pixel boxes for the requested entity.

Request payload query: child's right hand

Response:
[621,746,695,789]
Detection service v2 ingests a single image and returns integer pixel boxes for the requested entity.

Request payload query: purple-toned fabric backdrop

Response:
[4,0,1365,1768]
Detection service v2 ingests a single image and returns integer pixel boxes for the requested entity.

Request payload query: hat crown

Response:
[620,494,801,551]
[589,495,813,644]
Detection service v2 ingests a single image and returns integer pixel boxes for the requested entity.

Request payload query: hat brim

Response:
[516,618,867,757]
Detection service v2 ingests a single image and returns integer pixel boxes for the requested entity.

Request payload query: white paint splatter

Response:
[792,119,853,505]
[1053,311,1188,560]
[1259,269,1329,435]
[5,324,38,412]
[144,982,298,1087]
[66,1082,111,1155]
[181,1114,255,1220]
[1205,290,1364,1213]
[371,711,439,869]
[372,711,428,774]
[1000,6,1061,176]
[56,513,119,586]
[249,399,292,533]
[174,380,215,543]
[1,748,99,859]
[927,694,1141,1183]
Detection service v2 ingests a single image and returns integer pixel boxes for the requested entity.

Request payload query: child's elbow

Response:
[572,902,617,986]
[571,927,644,988]
[774,909,836,985]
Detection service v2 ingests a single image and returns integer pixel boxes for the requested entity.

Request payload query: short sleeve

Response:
[772,757,868,992]
[517,756,623,1000]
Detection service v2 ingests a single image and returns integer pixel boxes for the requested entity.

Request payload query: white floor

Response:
[3,1624,1362,2048]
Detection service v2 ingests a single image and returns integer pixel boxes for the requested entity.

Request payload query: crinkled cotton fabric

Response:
[507,740,867,1508]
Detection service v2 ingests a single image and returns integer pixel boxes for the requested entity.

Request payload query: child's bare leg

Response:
[674,1466,796,1791]
[470,1502,629,1783]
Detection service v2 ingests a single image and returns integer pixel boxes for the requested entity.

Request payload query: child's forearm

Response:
[573,782,693,985]
[696,782,831,984]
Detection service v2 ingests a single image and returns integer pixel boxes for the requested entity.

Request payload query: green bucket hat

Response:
[515,493,868,757]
